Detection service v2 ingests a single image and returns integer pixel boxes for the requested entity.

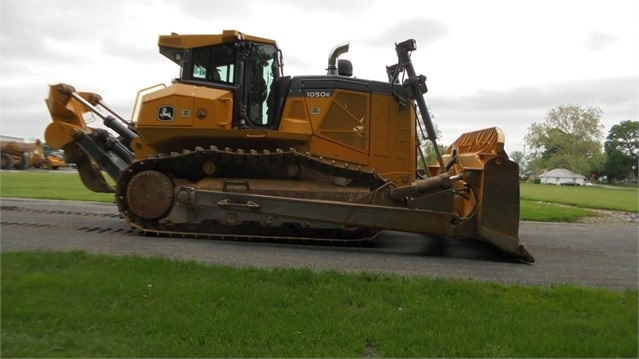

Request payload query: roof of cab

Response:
[158,29,277,49]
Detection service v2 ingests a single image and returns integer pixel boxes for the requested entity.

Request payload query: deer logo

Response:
[157,105,175,121]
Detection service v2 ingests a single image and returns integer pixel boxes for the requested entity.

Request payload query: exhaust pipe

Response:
[327,42,349,75]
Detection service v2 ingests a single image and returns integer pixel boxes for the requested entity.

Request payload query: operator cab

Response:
[159,30,285,129]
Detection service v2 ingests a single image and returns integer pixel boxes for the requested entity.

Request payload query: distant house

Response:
[538,168,585,186]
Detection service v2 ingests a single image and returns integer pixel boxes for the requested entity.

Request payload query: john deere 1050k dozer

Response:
[44,30,534,262]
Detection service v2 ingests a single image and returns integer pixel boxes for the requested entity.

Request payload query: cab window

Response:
[190,44,236,84]
[246,43,278,126]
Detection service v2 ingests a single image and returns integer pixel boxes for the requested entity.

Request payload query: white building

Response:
[538,168,586,185]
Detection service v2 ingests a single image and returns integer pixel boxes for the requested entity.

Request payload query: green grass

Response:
[2,251,637,358]
[611,182,639,189]
[0,171,115,203]
[520,200,597,222]
[520,182,638,213]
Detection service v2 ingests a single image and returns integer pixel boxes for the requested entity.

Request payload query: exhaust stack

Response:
[327,42,349,75]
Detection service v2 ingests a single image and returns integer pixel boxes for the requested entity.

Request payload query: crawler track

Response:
[115,146,388,244]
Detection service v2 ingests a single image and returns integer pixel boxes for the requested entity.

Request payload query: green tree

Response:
[417,138,447,170]
[509,150,531,179]
[524,105,605,176]
[416,116,445,169]
[603,120,638,181]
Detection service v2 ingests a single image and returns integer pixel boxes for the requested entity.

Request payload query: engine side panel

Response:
[285,76,416,185]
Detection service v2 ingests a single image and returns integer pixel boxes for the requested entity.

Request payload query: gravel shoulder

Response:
[576,208,639,226]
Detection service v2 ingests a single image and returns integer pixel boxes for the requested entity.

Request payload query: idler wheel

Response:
[126,170,175,220]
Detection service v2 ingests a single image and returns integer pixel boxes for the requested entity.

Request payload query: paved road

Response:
[1,198,637,290]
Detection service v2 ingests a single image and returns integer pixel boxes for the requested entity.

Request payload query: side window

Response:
[190,45,236,84]
[193,64,207,79]
[215,64,235,83]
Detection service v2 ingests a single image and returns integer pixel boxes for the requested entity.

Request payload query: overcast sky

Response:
[1,0,637,155]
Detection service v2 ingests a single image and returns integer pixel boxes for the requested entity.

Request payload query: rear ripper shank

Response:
[44,30,534,262]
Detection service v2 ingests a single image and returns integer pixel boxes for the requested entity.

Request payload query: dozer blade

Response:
[477,155,534,262]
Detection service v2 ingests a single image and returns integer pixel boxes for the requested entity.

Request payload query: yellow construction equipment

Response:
[1,139,65,170]
[44,30,533,262]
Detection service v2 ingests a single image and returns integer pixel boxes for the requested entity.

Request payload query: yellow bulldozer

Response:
[1,139,65,170]
[44,30,533,262]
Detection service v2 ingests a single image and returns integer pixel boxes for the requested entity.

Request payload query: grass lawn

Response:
[520,199,597,222]
[2,251,637,358]
[0,170,115,203]
[520,182,638,213]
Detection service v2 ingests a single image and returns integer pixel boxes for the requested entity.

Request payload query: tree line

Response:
[513,104,637,183]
